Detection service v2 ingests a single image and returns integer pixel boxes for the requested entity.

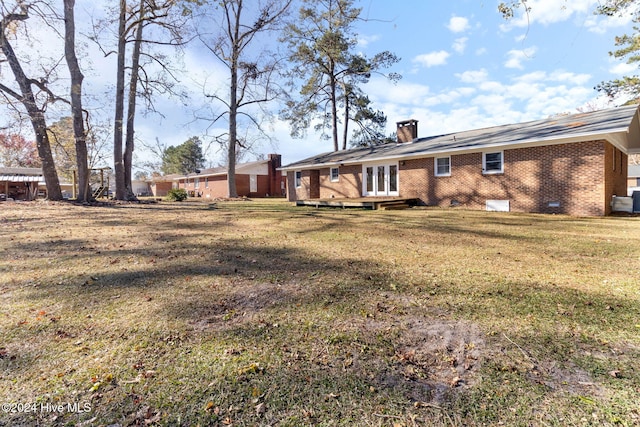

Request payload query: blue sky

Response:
[2,0,636,170]
[175,0,636,167]
[343,0,635,157]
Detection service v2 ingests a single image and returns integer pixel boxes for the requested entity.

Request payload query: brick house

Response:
[175,154,285,199]
[280,106,640,216]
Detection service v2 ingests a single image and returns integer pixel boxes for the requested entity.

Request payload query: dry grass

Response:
[0,198,639,426]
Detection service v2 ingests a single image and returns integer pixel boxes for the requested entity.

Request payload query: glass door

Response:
[363,163,399,196]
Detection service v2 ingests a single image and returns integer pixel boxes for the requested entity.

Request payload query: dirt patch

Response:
[381,317,485,404]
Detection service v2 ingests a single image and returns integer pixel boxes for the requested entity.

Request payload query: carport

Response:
[0,168,44,201]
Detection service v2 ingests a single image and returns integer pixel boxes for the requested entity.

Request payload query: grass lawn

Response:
[1,199,639,426]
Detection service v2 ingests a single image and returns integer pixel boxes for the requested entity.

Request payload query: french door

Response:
[363,163,399,196]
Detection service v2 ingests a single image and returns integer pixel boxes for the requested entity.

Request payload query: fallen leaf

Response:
[255,402,265,417]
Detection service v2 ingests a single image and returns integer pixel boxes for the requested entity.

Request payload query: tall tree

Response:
[197,0,293,197]
[113,0,127,200]
[161,136,205,174]
[594,1,640,100]
[0,2,62,199]
[282,0,400,151]
[63,0,90,202]
[104,0,190,200]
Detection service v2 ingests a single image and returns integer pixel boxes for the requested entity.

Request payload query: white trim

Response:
[330,167,339,182]
[482,151,503,174]
[434,156,451,177]
[295,170,302,188]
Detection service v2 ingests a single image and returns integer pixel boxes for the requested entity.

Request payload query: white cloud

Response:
[456,69,489,83]
[413,51,451,68]
[609,62,637,75]
[365,77,431,107]
[475,47,488,56]
[358,34,381,49]
[548,71,591,85]
[585,13,634,34]
[447,16,470,33]
[505,47,538,69]
[500,0,597,31]
[452,37,468,54]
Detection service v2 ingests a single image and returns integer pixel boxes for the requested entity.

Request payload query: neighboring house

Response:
[132,179,151,197]
[280,106,640,216]
[150,174,180,197]
[0,167,45,201]
[628,164,640,195]
[176,154,285,198]
[0,167,75,200]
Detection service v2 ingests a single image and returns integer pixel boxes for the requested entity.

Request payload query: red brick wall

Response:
[319,165,362,199]
[287,141,622,215]
[288,170,316,201]
[152,181,173,197]
[401,140,611,216]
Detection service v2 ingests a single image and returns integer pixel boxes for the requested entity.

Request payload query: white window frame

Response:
[250,174,257,193]
[483,151,504,174]
[434,156,451,177]
[194,177,200,189]
[295,171,302,188]
[330,167,339,182]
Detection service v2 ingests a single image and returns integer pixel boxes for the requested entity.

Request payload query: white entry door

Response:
[364,163,399,196]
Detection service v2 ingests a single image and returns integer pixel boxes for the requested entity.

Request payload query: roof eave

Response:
[279,129,633,171]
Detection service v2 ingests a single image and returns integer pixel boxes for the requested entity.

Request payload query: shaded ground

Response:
[0,199,639,426]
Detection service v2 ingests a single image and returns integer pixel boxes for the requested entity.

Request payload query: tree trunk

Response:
[341,81,349,150]
[0,14,62,200]
[63,0,90,203]
[226,1,241,198]
[113,0,127,200]
[330,70,339,152]
[123,0,145,201]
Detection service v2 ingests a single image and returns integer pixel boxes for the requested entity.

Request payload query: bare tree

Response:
[101,0,190,200]
[63,0,90,202]
[197,0,292,197]
[0,1,62,200]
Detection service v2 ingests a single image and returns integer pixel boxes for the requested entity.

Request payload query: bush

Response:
[166,188,188,202]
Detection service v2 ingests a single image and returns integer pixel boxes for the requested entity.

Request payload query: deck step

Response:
[379,201,411,210]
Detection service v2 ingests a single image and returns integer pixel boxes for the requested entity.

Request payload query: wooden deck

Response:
[295,197,418,210]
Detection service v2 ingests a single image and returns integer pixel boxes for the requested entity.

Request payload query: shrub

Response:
[166,188,188,202]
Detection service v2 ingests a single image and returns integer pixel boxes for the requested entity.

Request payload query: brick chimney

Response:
[267,154,282,196]
[396,119,418,143]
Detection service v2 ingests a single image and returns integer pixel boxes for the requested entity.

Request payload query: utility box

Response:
[611,196,633,213]
[632,191,640,213]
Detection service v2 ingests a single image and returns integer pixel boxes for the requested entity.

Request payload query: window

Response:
[330,167,339,182]
[483,151,503,174]
[295,171,302,188]
[366,167,374,192]
[205,177,209,188]
[435,157,451,176]
[389,165,398,192]
[194,178,200,189]
[250,174,257,193]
